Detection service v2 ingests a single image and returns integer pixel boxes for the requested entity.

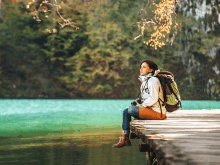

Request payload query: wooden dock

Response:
[130,109,220,165]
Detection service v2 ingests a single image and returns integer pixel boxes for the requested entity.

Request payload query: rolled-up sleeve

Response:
[141,78,159,107]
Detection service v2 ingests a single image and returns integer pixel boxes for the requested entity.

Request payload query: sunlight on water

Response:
[0,99,131,116]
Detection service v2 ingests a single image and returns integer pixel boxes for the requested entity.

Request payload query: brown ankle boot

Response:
[112,134,131,148]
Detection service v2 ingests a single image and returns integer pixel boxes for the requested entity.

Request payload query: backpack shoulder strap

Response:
[155,76,167,103]
[150,75,164,118]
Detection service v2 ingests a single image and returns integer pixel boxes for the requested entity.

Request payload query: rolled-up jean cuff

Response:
[128,105,139,119]
[123,130,129,134]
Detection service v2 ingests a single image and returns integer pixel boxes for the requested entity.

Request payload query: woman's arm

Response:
[140,78,160,107]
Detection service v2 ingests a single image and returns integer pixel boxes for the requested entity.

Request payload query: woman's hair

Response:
[140,60,158,74]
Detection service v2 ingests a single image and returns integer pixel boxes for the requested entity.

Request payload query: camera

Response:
[131,98,142,106]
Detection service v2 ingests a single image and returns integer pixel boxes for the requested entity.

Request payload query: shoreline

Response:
[0,98,219,101]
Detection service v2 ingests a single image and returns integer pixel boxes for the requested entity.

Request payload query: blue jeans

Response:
[122,106,139,134]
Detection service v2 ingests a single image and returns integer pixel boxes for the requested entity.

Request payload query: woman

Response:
[113,59,167,148]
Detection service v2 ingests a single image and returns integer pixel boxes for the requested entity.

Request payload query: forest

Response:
[0,0,219,99]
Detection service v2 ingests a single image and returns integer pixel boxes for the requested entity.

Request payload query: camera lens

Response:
[131,101,137,106]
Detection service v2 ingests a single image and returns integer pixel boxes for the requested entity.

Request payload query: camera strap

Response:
[138,77,150,100]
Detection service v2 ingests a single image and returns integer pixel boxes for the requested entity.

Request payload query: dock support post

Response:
[138,143,157,165]
[139,144,149,152]
[145,147,157,165]
[130,132,140,139]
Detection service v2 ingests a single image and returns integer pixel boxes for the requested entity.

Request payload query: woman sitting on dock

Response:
[113,59,167,148]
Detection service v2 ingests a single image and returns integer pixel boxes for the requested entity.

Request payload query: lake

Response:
[0,99,219,165]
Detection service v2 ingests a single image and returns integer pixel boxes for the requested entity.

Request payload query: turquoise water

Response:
[0,99,219,135]
[0,99,219,165]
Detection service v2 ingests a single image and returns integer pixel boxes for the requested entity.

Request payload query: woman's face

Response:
[140,62,153,76]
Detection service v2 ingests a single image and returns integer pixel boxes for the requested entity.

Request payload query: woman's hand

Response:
[135,101,142,107]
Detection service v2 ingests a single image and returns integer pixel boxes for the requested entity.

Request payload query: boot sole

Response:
[112,144,131,148]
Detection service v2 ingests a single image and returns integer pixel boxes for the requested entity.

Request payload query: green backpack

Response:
[156,71,182,112]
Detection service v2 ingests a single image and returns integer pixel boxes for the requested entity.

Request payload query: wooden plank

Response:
[130,109,220,165]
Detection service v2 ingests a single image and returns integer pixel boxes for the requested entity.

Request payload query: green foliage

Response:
[0,0,219,99]
[60,0,158,98]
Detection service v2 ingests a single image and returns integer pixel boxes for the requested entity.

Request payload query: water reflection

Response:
[86,140,146,165]
[0,130,146,165]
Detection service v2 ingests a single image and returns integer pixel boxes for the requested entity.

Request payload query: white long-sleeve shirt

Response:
[138,70,166,114]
